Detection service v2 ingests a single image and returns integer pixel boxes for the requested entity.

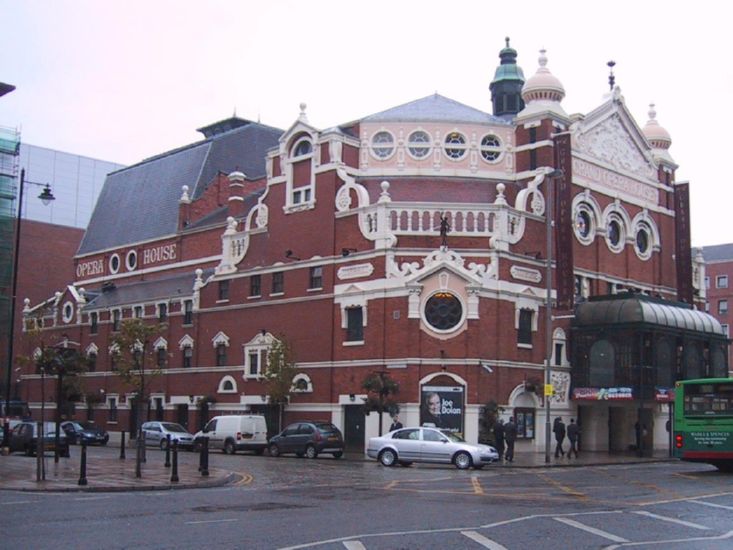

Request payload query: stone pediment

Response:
[387,248,492,286]
[573,97,656,180]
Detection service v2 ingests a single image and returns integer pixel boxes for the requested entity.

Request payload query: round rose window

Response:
[425,292,463,331]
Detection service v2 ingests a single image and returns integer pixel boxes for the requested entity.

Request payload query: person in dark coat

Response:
[567,418,580,458]
[493,418,505,461]
[503,418,517,462]
[389,415,403,432]
[553,417,566,458]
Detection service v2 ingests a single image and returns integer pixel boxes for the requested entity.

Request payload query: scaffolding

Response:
[0,126,20,369]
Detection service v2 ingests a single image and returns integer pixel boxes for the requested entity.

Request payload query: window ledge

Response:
[517,343,533,350]
[270,292,284,297]
[247,295,261,300]
[307,287,323,293]
[216,299,230,304]
[343,340,365,347]
[244,374,263,380]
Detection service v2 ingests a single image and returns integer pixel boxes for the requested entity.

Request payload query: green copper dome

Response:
[491,37,525,84]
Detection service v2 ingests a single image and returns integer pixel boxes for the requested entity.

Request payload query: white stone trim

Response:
[178,334,194,350]
[217,375,238,394]
[211,331,230,348]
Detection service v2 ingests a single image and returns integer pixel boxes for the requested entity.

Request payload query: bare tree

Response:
[262,336,297,434]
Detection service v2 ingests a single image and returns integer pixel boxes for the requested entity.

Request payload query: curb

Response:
[7,471,243,493]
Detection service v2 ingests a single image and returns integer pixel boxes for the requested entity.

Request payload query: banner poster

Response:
[572,387,633,401]
[420,386,464,434]
[674,183,693,304]
[553,132,574,310]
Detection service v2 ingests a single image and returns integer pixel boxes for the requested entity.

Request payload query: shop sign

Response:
[572,387,633,400]
[654,387,675,402]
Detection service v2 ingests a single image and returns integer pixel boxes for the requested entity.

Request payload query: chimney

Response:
[227,170,247,218]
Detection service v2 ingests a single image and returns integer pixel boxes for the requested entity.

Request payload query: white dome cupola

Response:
[642,103,672,150]
[522,49,565,104]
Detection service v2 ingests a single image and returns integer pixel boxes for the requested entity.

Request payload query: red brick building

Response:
[17,43,727,454]
[700,244,733,370]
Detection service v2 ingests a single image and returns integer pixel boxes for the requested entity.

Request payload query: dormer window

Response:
[292,138,312,157]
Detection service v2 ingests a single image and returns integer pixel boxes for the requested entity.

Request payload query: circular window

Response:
[576,210,591,238]
[424,292,463,331]
[407,130,431,159]
[605,217,625,253]
[109,253,120,274]
[635,224,652,260]
[371,131,395,159]
[62,301,74,324]
[126,250,138,271]
[292,138,312,157]
[480,134,502,162]
[444,132,467,160]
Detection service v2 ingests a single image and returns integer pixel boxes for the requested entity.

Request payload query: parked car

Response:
[9,421,70,457]
[60,421,109,445]
[268,421,344,459]
[194,415,268,455]
[367,427,498,470]
[141,421,195,450]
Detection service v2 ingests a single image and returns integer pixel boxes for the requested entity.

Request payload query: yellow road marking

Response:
[472,476,485,495]
[234,474,253,486]
[535,472,587,500]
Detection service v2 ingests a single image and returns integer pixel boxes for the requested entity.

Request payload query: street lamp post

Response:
[3,168,54,449]
[543,168,564,464]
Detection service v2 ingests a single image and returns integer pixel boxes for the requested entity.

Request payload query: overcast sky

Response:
[2,0,731,247]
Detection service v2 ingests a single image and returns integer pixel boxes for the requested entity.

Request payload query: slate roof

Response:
[697,243,733,262]
[78,120,282,255]
[85,270,213,310]
[361,93,511,125]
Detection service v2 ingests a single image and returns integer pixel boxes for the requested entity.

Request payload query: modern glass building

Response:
[18,144,125,229]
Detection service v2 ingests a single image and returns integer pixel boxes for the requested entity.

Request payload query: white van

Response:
[194,415,268,454]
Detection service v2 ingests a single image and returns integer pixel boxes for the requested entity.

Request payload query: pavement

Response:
[0,441,675,493]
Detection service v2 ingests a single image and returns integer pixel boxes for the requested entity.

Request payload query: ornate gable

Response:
[572,90,657,180]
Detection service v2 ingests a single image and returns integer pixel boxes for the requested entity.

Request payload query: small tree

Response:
[262,336,297,434]
[362,371,400,436]
[478,400,502,445]
[111,318,165,478]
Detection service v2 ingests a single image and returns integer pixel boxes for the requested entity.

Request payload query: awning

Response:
[573,293,726,337]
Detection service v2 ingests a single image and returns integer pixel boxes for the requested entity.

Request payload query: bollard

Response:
[201,436,209,477]
[164,434,171,468]
[119,430,126,460]
[170,440,179,483]
[78,443,88,486]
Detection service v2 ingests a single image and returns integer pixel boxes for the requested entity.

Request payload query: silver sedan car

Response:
[367,427,499,470]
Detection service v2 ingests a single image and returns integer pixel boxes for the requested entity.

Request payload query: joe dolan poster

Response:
[420,386,464,434]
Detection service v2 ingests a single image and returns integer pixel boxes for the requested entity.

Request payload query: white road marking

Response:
[342,542,366,550]
[633,510,710,530]
[0,500,33,505]
[604,529,733,549]
[690,499,733,511]
[461,530,508,549]
[73,495,113,501]
[185,518,239,525]
[553,517,629,543]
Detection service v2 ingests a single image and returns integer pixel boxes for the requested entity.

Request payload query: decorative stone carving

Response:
[255,204,268,228]
[575,114,655,178]
[337,263,374,280]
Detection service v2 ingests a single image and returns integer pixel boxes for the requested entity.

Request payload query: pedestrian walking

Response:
[493,418,505,461]
[553,417,566,458]
[567,418,580,458]
[504,418,517,463]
